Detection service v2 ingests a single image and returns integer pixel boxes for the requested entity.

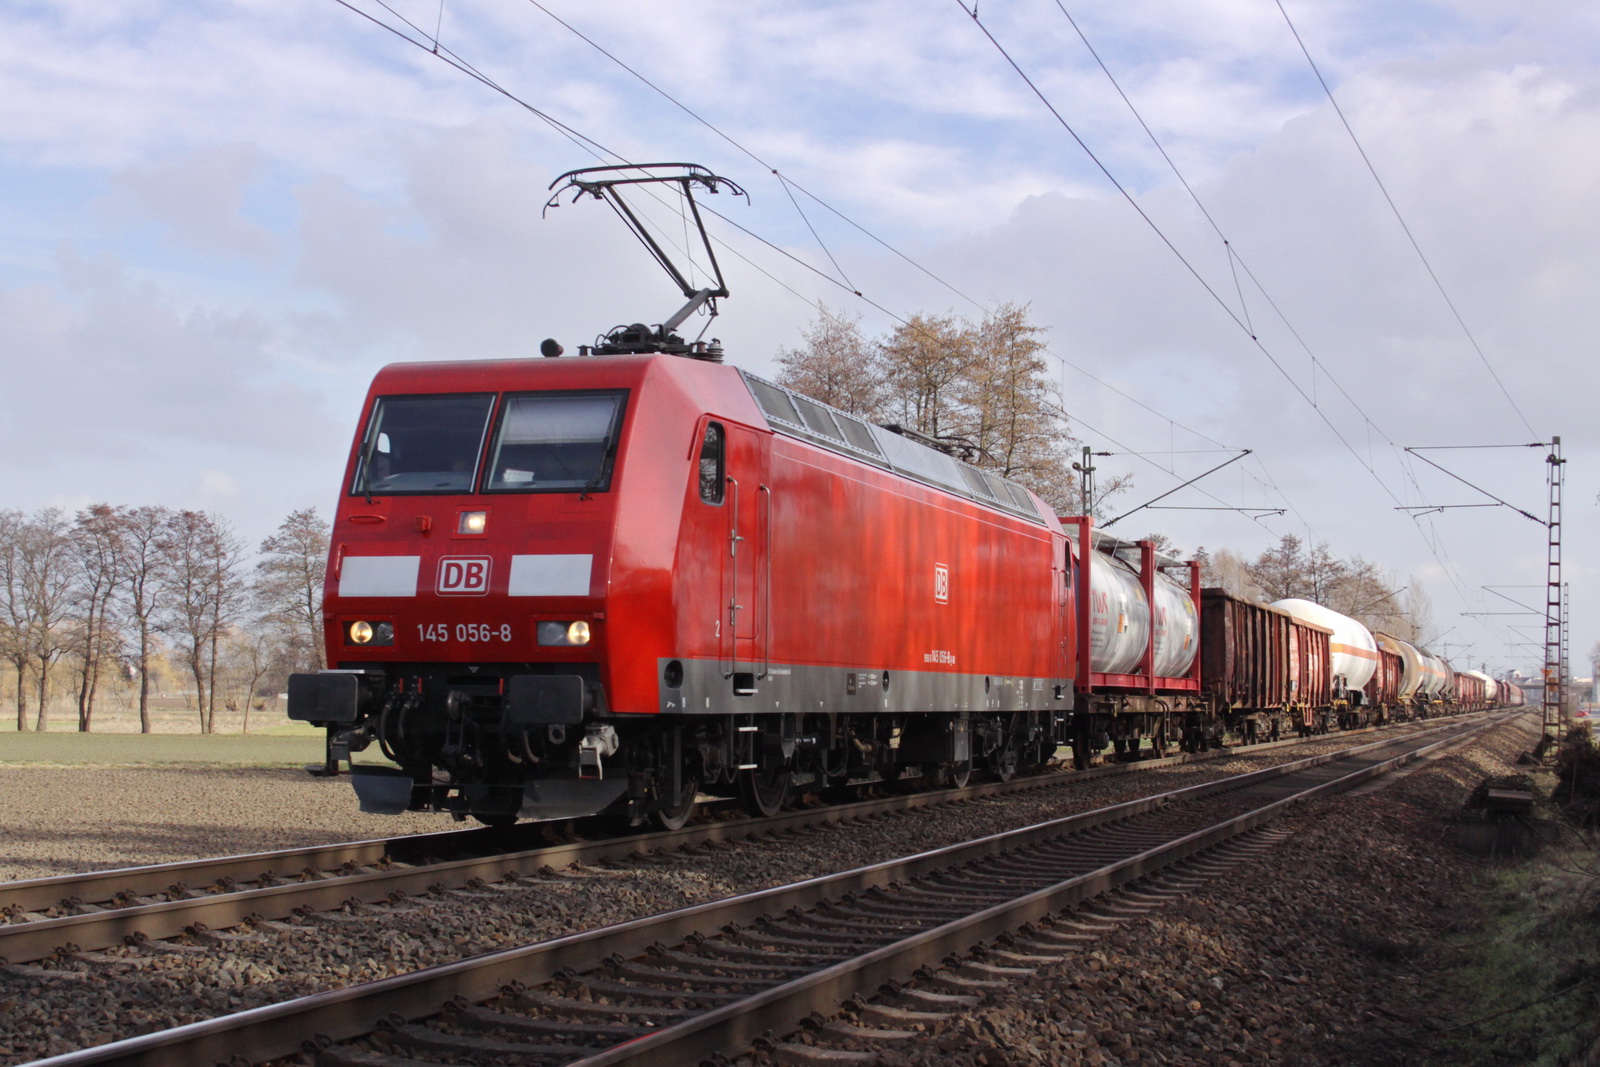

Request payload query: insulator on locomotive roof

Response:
[879,423,967,458]
[540,338,564,359]
[584,321,726,361]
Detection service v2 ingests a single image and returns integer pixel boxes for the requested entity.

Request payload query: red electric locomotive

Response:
[288,167,1074,825]
[289,345,1073,826]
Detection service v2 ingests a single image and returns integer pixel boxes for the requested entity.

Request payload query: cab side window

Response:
[699,422,725,504]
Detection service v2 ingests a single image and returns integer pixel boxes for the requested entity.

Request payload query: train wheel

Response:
[652,774,699,832]
[943,760,972,788]
[1072,719,1093,770]
[989,743,1019,782]
[738,763,791,817]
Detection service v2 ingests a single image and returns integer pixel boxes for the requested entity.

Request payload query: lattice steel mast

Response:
[1543,437,1565,748]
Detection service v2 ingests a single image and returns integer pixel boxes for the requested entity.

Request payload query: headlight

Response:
[345,620,395,646]
[458,510,488,534]
[537,620,593,646]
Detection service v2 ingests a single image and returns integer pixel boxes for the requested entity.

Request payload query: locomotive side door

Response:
[721,423,771,694]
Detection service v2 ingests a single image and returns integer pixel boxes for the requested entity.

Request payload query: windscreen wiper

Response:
[358,424,382,505]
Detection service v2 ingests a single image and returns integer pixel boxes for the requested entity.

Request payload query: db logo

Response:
[438,557,492,596]
[934,563,950,605]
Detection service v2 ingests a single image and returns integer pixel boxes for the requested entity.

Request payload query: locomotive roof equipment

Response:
[545,163,747,359]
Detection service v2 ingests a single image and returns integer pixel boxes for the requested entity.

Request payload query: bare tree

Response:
[1303,541,1349,604]
[1195,546,1262,600]
[775,306,886,418]
[959,304,1076,510]
[11,509,76,731]
[254,508,330,674]
[157,510,247,733]
[68,504,126,731]
[1241,535,1422,642]
[1246,534,1354,604]
[117,505,171,733]
[879,312,973,439]
[217,626,277,734]
[1245,533,1306,601]
[775,305,1126,518]
[1398,585,1434,646]
[0,509,30,730]
[1331,558,1409,637]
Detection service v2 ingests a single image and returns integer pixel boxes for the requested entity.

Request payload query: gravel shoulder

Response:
[803,714,1546,1067]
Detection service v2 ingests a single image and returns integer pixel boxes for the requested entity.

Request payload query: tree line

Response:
[776,303,1130,514]
[1193,532,1437,646]
[778,306,1429,643]
[0,505,329,733]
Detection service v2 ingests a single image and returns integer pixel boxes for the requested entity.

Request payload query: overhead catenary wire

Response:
[955,1,1399,506]
[336,0,1423,607]
[512,0,1288,504]
[1272,0,1539,439]
[333,0,616,162]
[1046,0,1484,605]
[962,0,1506,625]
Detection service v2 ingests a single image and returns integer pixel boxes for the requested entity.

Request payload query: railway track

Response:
[17,712,1510,1067]
[0,719,1428,970]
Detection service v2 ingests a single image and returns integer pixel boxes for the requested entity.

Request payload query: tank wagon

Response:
[1063,523,1201,764]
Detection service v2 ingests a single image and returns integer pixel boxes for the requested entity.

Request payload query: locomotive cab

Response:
[288,351,764,826]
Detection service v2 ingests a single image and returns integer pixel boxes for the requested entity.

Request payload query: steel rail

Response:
[566,712,1510,1066]
[2,715,1397,909]
[0,718,1422,966]
[17,713,1513,1067]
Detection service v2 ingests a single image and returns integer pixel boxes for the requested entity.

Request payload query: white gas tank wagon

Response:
[1269,598,1379,696]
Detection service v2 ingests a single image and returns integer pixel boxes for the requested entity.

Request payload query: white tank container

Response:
[1376,633,1424,700]
[1085,550,1197,677]
[1416,651,1450,696]
[1269,598,1378,694]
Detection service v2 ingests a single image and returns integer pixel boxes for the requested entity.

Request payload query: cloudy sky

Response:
[3,0,1595,678]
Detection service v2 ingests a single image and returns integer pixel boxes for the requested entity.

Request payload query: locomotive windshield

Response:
[485,390,628,492]
[351,393,494,495]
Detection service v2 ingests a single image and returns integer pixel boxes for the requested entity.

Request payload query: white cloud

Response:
[101,144,281,261]
[193,469,240,499]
